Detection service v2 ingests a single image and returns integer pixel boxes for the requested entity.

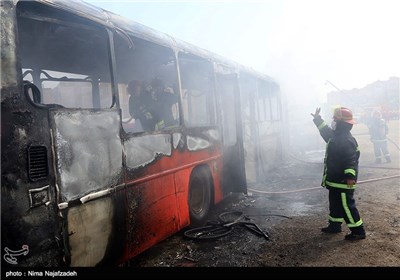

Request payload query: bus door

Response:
[215,72,247,194]
[238,74,260,184]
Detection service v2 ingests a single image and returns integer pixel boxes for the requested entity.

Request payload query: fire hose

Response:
[248,174,400,194]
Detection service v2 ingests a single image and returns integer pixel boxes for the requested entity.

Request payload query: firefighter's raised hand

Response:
[311,107,321,119]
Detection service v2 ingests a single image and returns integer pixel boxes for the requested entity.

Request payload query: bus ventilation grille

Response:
[28,145,49,181]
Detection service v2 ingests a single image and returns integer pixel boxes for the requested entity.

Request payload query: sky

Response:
[86,0,400,105]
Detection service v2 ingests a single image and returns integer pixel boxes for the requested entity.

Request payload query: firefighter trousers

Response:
[328,189,365,234]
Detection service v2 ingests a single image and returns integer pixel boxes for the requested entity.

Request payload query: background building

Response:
[327,77,400,123]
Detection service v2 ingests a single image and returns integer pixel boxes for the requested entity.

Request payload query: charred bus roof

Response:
[16,0,277,84]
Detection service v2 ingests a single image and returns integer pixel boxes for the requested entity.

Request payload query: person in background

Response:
[368,110,391,163]
[311,107,366,241]
[127,80,159,132]
[150,78,179,129]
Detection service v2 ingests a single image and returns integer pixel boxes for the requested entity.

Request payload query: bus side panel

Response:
[67,197,114,266]
[174,168,191,228]
[124,178,179,261]
[120,129,223,262]
[1,2,62,266]
[207,159,224,204]
[50,109,124,266]
[51,110,123,202]
[1,88,62,266]
[124,134,172,177]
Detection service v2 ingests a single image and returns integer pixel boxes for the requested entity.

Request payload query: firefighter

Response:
[368,110,391,163]
[127,80,161,132]
[311,107,366,240]
[150,78,179,129]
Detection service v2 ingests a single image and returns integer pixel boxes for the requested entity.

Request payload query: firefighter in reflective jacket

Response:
[311,107,366,240]
[127,80,164,132]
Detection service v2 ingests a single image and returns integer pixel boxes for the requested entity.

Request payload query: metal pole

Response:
[325,80,342,91]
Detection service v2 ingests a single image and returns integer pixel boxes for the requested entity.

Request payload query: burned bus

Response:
[1,0,283,266]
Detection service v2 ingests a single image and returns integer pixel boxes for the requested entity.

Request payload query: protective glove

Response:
[311,107,321,119]
[346,179,356,188]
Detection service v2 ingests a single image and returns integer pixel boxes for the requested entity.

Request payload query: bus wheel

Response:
[188,167,212,226]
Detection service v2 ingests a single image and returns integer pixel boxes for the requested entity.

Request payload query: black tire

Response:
[184,224,233,240]
[188,167,212,225]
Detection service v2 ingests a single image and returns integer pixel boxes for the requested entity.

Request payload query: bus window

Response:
[40,71,93,108]
[270,83,281,120]
[178,53,216,127]
[113,34,180,133]
[215,71,238,146]
[17,2,112,108]
[271,93,281,120]
[257,80,272,122]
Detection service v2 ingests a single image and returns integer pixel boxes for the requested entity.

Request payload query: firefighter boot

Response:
[345,226,366,241]
[321,222,342,234]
